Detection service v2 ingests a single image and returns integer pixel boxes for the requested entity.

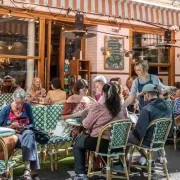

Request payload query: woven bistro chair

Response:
[46,105,72,171]
[165,100,180,150]
[88,119,132,180]
[128,118,172,180]
[0,137,16,180]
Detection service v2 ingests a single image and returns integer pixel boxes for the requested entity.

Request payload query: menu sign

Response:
[104,36,124,70]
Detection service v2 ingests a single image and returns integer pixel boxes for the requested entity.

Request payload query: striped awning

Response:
[4,0,180,26]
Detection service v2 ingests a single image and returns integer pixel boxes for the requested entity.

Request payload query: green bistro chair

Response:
[88,119,132,180]
[128,118,172,180]
[31,106,47,164]
[31,105,47,130]
[46,105,72,171]
[0,93,13,107]
[166,100,180,150]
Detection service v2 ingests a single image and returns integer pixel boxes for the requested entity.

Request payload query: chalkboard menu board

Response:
[104,36,124,70]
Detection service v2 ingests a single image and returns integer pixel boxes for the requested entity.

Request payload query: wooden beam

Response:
[59,29,65,88]
[129,29,133,77]
[131,62,171,67]
[0,55,40,59]
[46,20,52,90]
[81,39,85,59]
[38,17,45,87]
[169,31,175,86]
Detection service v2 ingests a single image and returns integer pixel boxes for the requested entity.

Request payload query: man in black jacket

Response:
[126,84,172,158]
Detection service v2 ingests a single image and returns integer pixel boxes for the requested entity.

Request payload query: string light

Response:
[61,25,64,30]
[144,38,146,44]
[35,18,39,23]
[8,10,12,17]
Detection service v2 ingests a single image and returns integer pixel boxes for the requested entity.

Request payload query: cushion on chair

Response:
[47,135,72,145]
[0,160,16,175]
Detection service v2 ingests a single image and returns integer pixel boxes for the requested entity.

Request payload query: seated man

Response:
[126,84,172,163]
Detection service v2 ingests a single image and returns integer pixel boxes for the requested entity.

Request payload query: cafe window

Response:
[132,32,170,64]
[132,32,169,74]
[0,15,39,56]
[65,38,81,60]
[0,58,38,90]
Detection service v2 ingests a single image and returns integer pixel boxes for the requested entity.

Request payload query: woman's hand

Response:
[9,122,19,129]
[35,90,41,96]
[61,115,70,120]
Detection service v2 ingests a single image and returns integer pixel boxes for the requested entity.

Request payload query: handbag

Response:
[30,127,50,145]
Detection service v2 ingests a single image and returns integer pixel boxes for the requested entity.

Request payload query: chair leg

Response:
[147,151,152,180]
[174,127,177,151]
[9,168,13,180]
[161,149,170,180]
[122,154,129,180]
[106,157,111,180]
[128,146,134,173]
[87,152,93,177]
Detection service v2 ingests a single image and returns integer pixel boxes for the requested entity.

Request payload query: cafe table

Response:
[0,127,15,138]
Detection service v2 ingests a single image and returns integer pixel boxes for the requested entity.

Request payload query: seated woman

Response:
[0,88,40,180]
[92,75,107,101]
[26,77,46,102]
[45,77,66,104]
[72,83,127,180]
[53,79,96,138]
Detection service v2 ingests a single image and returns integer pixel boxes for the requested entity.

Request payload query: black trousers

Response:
[73,135,109,174]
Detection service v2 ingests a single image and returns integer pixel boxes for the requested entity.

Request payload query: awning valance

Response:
[3,0,180,26]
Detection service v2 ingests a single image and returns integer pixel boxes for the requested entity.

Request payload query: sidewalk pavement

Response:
[14,146,180,180]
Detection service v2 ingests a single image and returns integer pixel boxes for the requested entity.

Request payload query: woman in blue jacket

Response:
[0,88,40,180]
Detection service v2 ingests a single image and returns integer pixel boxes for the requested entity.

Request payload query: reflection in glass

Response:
[0,16,39,56]
[0,58,37,90]
[65,38,81,60]
[132,32,169,64]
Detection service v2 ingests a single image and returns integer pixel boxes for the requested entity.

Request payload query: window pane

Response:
[65,38,81,60]
[0,58,38,91]
[132,32,169,63]
[0,15,39,56]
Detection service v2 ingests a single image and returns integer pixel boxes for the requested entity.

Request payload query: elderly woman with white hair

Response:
[93,75,107,101]
[0,88,40,180]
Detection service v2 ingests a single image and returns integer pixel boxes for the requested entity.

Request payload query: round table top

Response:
[0,127,15,137]
[66,118,83,127]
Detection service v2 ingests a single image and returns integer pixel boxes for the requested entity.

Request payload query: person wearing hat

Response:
[125,84,172,163]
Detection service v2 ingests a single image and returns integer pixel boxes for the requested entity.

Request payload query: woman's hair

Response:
[12,88,26,101]
[93,75,107,84]
[111,81,123,100]
[30,77,42,91]
[102,83,121,117]
[134,60,149,72]
[110,77,121,83]
[73,79,88,94]
[174,82,180,89]
[51,77,62,90]
[158,77,163,84]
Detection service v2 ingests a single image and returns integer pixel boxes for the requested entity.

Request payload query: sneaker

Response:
[71,174,87,180]
[158,156,167,164]
[113,163,124,173]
